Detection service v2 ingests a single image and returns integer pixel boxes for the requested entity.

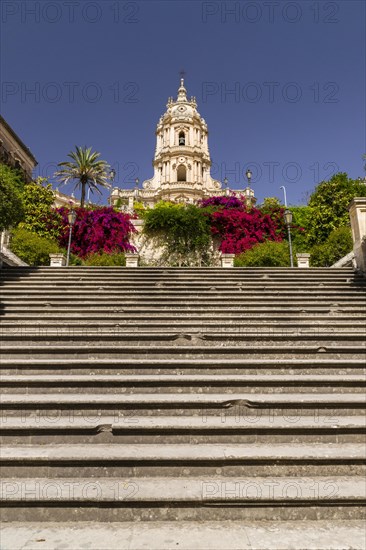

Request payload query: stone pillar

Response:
[296,253,310,268]
[128,196,134,211]
[125,253,139,267]
[221,254,235,268]
[0,230,11,250]
[349,198,366,273]
[49,254,66,267]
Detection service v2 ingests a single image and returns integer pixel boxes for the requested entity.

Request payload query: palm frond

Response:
[54,146,112,206]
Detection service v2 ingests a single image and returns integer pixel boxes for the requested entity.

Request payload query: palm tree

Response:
[55,146,112,208]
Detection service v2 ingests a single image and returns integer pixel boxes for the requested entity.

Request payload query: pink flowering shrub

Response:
[209,207,285,254]
[200,195,244,209]
[56,207,136,258]
[200,195,287,254]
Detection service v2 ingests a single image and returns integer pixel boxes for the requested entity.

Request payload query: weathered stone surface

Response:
[1,521,365,550]
[0,267,365,547]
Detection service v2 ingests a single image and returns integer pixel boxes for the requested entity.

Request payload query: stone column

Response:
[296,253,310,268]
[125,253,139,267]
[0,230,11,250]
[221,254,235,268]
[128,196,134,211]
[349,198,366,273]
[49,254,66,267]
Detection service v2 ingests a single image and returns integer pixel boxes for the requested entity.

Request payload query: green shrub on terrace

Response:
[310,226,353,267]
[10,228,60,266]
[83,252,126,266]
[234,240,291,267]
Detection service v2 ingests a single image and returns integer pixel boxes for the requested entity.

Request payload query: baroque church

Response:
[111,79,256,209]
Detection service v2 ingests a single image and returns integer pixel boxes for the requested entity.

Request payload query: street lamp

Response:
[134,178,140,198]
[284,208,294,268]
[66,209,77,267]
[107,169,117,206]
[245,169,252,184]
[223,177,229,196]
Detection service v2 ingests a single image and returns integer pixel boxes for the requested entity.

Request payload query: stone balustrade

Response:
[349,198,366,274]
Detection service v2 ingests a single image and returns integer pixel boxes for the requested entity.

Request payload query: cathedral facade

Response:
[111,79,255,210]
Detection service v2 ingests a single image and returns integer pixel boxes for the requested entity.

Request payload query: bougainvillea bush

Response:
[200,195,287,255]
[55,207,136,259]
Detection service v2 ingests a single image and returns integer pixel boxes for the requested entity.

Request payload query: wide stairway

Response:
[0,266,365,550]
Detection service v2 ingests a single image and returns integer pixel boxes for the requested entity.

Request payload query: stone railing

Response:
[349,197,366,273]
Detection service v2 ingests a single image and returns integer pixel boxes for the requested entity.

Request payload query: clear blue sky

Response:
[1,0,365,205]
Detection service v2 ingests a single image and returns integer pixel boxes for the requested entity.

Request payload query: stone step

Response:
[3,319,364,330]
[1,266,355,272]
[2,392,365,408]
[2,358,364,377]
[2,334,366,346]
[3,288,365,296]
[2,286,366,297]
[1,481,365,522]
[2,414,364,445]
[2,332,365,343]
[2,442,365,462]
[1,373,364,386]
[2,444,364,479]
[2,344,365,361]
[1,520,365,550]
[1,272,358,279]
[1,414,364,433]
[2,475,364,503]
[1,271,357,281]
[2,298,366,311]
[3,310,364,321]
[1,375,363,396]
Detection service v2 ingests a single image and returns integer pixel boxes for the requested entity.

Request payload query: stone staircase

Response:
[0,266,365,550]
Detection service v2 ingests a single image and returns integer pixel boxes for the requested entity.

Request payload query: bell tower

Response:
[110,79,256,210]
[141,79,222,203]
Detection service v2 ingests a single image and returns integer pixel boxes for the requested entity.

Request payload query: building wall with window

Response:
[0,116,38,182]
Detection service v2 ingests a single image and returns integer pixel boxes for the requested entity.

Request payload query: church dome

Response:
[170,103,195,119]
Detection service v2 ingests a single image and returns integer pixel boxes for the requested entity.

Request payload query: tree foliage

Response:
[306,173,366,245]
[18,178,62,239]
[0,164,25,231]
[310,226,353,267]
[289,205,310,251]
[55,146,112,208]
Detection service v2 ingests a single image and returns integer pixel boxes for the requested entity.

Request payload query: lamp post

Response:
[66,209,77,267]
[134,177,140,198]
[107,168,116,206]
[223,177,229,196]
[245,169,252,185]
[279,185,288,207]
[284,208,294,268]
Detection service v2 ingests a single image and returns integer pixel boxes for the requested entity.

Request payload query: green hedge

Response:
[234,240,291,267]
[10,228,60,266]
[83,252,126,266]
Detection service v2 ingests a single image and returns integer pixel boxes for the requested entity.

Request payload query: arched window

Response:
[179,131,185,146]
[177,164,187,182]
